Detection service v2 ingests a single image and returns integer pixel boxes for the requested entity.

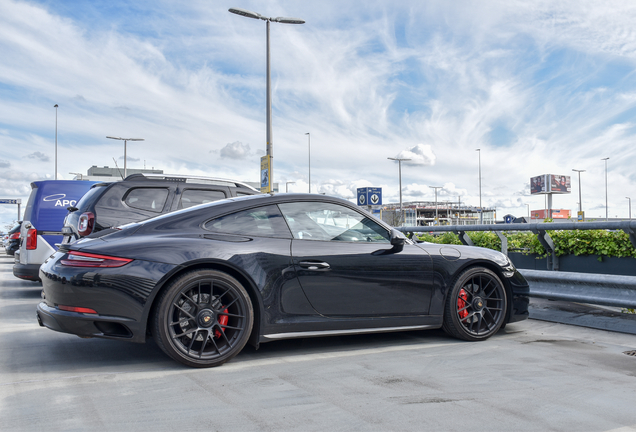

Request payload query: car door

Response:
[278,201,434,317]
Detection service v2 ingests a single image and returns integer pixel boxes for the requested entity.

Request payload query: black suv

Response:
[62,173,259,243]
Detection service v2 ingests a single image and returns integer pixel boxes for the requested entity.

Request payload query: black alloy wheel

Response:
[153,269,253,367]
[442,267,507,341]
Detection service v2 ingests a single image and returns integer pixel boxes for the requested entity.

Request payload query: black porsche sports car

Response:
[37,193,529,367]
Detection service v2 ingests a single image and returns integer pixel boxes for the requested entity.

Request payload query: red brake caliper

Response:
[214,308,229,339]
[457,289,469,319]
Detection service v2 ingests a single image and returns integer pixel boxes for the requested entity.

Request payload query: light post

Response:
[305,132,311,193]
[476,149,482,224]
[388,157,411,226]
[429,186,442,224]
[106,136,145,178]
[572,169,585,216]
[229,8,305,193]
[54,104,58,180]
[627,197,632,219]
[525,203,530,220]
[286,181,295,193]
[602,157,609,221]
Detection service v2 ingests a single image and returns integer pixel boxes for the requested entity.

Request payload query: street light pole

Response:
[106,136,145,178]
[572,169,585,215]
[476,149,482,224]
[388,157,410,226]
[54,104,58,180]
[229,8,305,193]
[429,186,442,224]
[627,197,632,219]
[526,203,530,220]
[305,132,311,193]
[602,157,609,221]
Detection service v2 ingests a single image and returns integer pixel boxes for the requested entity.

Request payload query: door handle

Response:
[298,261,330,270]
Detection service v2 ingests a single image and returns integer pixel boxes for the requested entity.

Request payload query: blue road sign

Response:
[357,188,382,206]
[0,199,21,205]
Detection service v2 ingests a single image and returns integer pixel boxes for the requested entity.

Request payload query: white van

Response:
[14,180,97,281]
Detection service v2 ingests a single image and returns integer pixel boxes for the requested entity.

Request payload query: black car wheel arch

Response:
[442,266,508,341]
[144,260,264,350]
[152,269,254,367]
[442,260,515,325]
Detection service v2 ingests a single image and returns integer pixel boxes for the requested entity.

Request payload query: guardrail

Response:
[519,269,636,309]
[398,221,636,309]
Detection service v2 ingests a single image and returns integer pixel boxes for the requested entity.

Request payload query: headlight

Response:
[494,253,515,278]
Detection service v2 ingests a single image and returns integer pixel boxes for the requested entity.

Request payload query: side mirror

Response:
[390,229,406,253]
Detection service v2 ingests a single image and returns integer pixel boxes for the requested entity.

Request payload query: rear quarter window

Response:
[204,205,291,238]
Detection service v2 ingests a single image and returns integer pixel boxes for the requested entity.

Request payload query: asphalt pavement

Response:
[1,252,635,431]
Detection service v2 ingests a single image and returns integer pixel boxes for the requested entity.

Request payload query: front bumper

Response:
[507,269,530,323]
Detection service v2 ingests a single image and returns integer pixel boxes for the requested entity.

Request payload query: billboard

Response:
[530,175,547,194]
[530,174,571,194]
[549,174,571,194]
[260,155,271,193]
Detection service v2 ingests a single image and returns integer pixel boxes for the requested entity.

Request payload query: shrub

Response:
[417,228,636,259]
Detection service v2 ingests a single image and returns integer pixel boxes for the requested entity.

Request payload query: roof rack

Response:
[124,173,259,191]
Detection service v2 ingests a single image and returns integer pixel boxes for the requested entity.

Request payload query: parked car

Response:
[4,222,22,255]
[37,193,529,368]
[61,173,259,244]
[14,180,98,281]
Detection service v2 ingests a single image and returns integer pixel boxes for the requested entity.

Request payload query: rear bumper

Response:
[13,263,42,281]
[36,302,144,342]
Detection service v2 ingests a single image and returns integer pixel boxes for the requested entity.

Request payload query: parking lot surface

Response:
[1,253,636,431]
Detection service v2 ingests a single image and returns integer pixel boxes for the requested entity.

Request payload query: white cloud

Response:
[393,144,436,166]
[219,141,252,160]
[26,151,49,162]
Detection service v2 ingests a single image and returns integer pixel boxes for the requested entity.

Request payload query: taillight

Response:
[60,251,133,268]
[77,212,95,237]
[9,232,19,240]
[57,305,97,314]
[26,228,37,250]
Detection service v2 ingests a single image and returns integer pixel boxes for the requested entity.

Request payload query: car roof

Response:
[121,173,259,191]
[135,192,385,230]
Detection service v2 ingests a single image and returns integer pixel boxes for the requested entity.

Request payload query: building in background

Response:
[381,201,496,226]
[70,166,164,182]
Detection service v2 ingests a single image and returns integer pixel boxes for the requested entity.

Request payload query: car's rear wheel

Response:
[442,267,507,341]
[153,269,253,367]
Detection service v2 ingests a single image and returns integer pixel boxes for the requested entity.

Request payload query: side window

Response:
[179,189,226,209]
[278,202,390,243]
[124,188,169,213]
[204,205,291,238]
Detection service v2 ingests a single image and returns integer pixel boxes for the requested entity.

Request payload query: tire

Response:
[153,269,253,367]
[442,267,507,341]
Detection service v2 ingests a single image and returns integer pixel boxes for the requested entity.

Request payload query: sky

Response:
[1,0,636,228]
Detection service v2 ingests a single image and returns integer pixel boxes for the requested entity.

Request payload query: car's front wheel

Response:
[442,267,507,341]
[153,269,253,367]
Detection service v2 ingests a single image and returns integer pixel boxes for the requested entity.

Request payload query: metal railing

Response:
[398,221,636,309]
[398,220,636,271]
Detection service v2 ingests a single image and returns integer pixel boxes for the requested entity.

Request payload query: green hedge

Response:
[417,229,636,259]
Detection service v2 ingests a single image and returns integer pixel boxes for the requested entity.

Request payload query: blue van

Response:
[14,180,97,281]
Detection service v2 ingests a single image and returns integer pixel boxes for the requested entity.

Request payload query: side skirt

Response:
[263,324,440,341]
